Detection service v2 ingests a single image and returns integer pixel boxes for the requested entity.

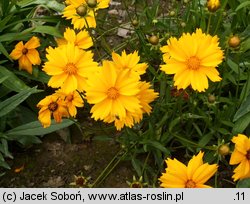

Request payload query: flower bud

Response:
[180,22,186,28]
[132,19,139,27]
[76,4,88,16]
[87,0,97,8]
[208,94,216,103]
[169,11,175,16]
[218,144,230,156]
[228,35,241,48]
[207,0,220,12]
[149,35,159,45]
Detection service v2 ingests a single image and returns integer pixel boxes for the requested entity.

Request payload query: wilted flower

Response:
[37,94,69,128]
[10,36,41,74]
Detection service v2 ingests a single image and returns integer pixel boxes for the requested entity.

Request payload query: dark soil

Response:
[0,129,135,187]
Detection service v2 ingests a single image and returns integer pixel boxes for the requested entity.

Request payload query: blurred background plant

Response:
[0,0,250,188]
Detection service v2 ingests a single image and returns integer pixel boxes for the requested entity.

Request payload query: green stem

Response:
[90,149,126,187]
[213,0,228,35]
[84,17,102,59]
[214,156,220,188]
[206,13,212,33]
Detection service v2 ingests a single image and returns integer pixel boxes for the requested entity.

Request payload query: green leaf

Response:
[17,0,48,7]
[0,13,14,32]
[233,112,250,134]
[0,66,30,92]
[0,138,13,159]
[32,26,62,38]
[0,159,10,169]
[14,68,50,83]
[198,132,213,148]
[47,0,65,12]
[233,93,250,121]
[227,58,239,73]
[236,178,250,188]
[236,1,250,11]
[141,140,170,154]
[131,158,142,177]
[0,42,12,61]
[5,119,75,136]
[0,76,9,84]
[0,87,40,117]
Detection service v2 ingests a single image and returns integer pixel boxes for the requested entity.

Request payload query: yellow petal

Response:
[18,55,32,74]
[26,49,41,65]
[25,36,40,49]
[187,151,204,180]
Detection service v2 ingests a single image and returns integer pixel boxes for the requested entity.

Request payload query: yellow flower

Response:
[63,0,110,29]
[159,151,218,188]
[229,134,250,181]
[207,0,220,12]
[43,43,99,94]
[103,81,158,130]
[137,81,158,114]
[85,60,141,121]
[9,36,41,74]
[37,94,69,128]
[161,28,224,92]
[56,27,93,50]
[55,89,84,117]
[87,0,110,10]
[112,50,148,76]
[63,0,96,29]
[104,111,140,131]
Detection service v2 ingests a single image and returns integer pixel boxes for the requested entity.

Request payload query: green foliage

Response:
[0,0,73,171]
[236,178,250,188]
[1,0,250,187]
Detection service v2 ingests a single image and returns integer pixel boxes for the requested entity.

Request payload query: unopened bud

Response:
[169,11,175,16]
[207,0,220,12]
[228,35,241,48]
[132,19,139,27]
[218,144,230,156]
[87,0,97,8]
[208,94,216,103]
[180,22,186,28]
[149,35,159,45]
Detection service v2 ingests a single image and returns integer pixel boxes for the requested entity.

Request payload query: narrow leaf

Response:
[0,87,40,117]
[0,66,30,92]
[6,119,75,136]
[233,93,250,121]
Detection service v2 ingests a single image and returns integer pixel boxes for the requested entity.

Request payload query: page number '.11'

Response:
[235,192,245,201]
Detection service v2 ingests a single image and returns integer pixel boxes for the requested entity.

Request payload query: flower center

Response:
[76,4,87,16]
[246,150,250,160]
[75,177,87,186]
[66,94,74,102]
[48,102,58,112]
[187,56,200,70]
[185,180,196,188]
[131,182,143,188]
[22,48,28,55]
[107,87,119,99]
[64,63,77,74]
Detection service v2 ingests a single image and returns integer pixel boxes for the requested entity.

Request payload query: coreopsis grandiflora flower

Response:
[229,134,250,181]
[161,28,224,92]
[43,43,99,94]
[159,151,218,188]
